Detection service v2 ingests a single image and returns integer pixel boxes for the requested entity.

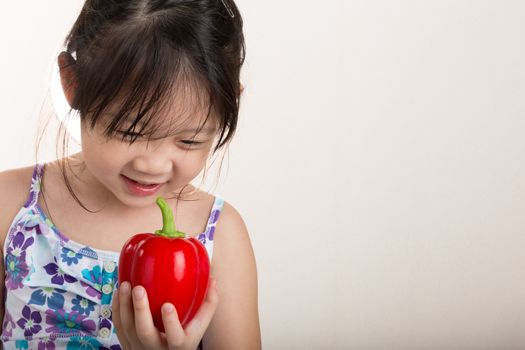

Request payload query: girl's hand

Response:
[112,278,219,350]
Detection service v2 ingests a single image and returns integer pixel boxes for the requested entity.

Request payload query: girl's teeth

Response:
[131,179,155,186]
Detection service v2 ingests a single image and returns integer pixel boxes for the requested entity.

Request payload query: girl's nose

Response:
[131,152,173,178]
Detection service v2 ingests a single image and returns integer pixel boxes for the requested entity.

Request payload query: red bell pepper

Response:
[118,197,210,332]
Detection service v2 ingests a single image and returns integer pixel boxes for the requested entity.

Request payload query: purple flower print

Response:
[44,309,96,336]
[5,232,34,290]
[60,247,83,266]
[80,266,103,299]
[43,258,78,285]
[208,209,220,225]
[8,231,35,256]
[29,287,65,310]
[21,214,44,236]
[7,222,22,238]
[2,309,16,337]
[79,281,100,299]
[37,336,55,350]
[71,295,95,316]
[30,175,41,196]
[81,266,102,287]
[16,305,42,336]
[100,318,112,330]
[5,253,28,290]
[207,225,216,240]
[10,215,43,236]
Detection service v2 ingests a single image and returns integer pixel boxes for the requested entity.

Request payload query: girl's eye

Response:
[116,131,204,146]
[180,140,203,147]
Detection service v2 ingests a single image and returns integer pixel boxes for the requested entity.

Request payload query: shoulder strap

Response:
[204,195,225,241]
[23,163,44,209]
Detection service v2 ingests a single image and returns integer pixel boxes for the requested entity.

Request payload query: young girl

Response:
[0,0,261,349]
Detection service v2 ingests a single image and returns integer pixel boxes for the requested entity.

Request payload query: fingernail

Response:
[162,303,174,313]
[133,286,145,300]
[120,282,130,296]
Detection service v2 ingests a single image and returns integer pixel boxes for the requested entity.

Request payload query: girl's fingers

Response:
[182,278,220,340]
[118,281,142,346]
[116,279,219,349]
[161,302,186,348]
[111,291,133,350]
[132,285,164,347]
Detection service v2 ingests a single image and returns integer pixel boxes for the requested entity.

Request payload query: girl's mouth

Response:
[121,175,165,196]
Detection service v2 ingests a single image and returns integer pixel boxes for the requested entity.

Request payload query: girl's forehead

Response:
[104,80,218,133]
[157,113,218,135]
[120,109,217,137]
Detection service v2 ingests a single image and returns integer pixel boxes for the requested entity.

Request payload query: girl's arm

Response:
[202,202,262,349]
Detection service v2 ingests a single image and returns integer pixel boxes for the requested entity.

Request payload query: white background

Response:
[1,1,525,349]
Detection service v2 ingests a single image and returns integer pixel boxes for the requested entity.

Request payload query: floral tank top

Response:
[1,163,224,350]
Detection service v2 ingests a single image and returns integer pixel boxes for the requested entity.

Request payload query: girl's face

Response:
[79,103,218,209]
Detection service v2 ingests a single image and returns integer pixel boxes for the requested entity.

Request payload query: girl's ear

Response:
[58,51,79,109]
[240,83,244,94]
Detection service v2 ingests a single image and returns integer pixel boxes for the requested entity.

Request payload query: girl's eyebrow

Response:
[121,122,216,135]
[177,126,216,135]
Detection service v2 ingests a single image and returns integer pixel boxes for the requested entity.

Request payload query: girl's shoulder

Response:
[214,200,248,236]
[0,165,36,246]
[200,199,261,348]
[209,197,253,266]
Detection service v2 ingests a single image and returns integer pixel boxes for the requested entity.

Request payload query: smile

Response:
[121,175,166,196]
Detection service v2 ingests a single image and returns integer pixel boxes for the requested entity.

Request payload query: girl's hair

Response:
[38,0,245,212]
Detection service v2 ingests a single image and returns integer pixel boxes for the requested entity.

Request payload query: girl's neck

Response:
[54,152,126,213]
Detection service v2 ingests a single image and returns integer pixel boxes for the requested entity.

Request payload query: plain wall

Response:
[1,1,525,349]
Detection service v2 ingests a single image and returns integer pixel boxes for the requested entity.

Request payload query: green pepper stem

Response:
[154,197,186,238]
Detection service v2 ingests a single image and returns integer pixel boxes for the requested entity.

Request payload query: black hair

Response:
[65,0,245,147]
[38,0,245,212]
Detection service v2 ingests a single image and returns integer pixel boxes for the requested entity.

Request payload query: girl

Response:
[0,0,261,349]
